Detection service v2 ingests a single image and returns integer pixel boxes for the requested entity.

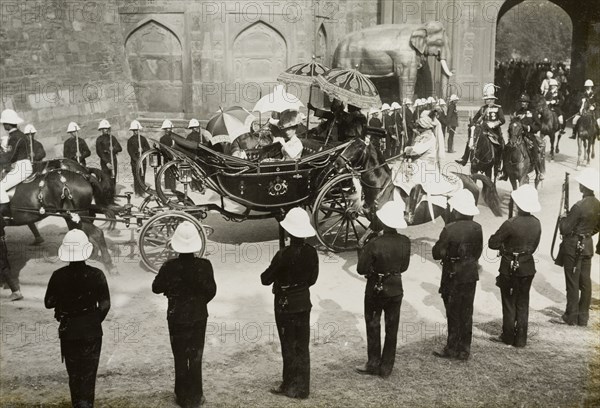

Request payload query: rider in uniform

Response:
[95,119,122,183]
[432,189,483,360]
[0,109,33,216]
[456,84,506,179]
[64,122,91,166]
[488,185,542,347]
[513,94,544,179]
[544,79,566,135]
[540,70,554,96]
[570,79,599,139]
[126,120,150,196]
[552,169,600,327]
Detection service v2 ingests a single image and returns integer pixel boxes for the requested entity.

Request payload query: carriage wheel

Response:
[155,160,198,209]
[135,149,164,196]
[138,211,206,273]
[313,173,368,252]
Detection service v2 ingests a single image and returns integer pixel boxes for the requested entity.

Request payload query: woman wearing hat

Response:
[261,208,319,399]
[95,119,122,182]
[553,168,600,327]
[126,120,151,196]
[355,200,411,378]
[45,229,111,408]
[153,221,217,407]
[272,109,304,160]
[488,185,542,347]
[64,122,91,166]
[432,189,483,360]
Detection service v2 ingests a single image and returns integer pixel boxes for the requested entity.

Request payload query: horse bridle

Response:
[337,136,394,194]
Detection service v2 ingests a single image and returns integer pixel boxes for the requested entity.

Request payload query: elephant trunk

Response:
[440,43,453,77]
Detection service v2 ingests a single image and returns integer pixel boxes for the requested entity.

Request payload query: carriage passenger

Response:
[404,110,445,181]
[230,120,275,159]
[0,109,33,215]
[272,109,304,160]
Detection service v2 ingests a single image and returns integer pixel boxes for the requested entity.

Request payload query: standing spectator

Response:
[160,120,178,192]
[261,208,319,399]
[432,189,483,360]
[152,221,216,407]
[95,119,122,183]
[23,124,46,162]
[0,216,22,301]
[446,94,459,153]
[126,120,150,197]
[64,122,91,166]
[488,185,542,347]
[355,201,410,378]
[44,229,111,408]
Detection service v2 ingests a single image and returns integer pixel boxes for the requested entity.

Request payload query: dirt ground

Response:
[1,127,599,407]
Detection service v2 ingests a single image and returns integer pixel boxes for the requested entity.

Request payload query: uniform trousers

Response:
[275,310,310,398]
[364,295,402,376]
[168,319,207,407]
[131,160,146,196]
[563,254,592,326]
[442,282,476,358]
[100,159,118,182]
[61,337,102,408]
[447,127,456,152]
[498,275,534,347]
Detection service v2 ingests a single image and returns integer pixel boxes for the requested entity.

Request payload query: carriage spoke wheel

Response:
[313,173,368,252]
[155,160,198,209]
[138,211,206,273]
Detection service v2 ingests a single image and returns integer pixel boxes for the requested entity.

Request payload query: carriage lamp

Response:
[149,152,161,168]
[178,162,193,185]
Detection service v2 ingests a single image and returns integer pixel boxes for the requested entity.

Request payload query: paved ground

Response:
[1,126,599,407]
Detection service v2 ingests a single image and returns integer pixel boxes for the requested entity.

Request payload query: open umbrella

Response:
[253,84,304,114]
[278,56,329,130]
[316,67,381,109]
[206,106,256,144]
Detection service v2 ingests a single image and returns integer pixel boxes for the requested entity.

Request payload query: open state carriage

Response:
[133,128,388,272]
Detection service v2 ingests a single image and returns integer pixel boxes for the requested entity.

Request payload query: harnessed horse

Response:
[333,135,503,242]
[573,111,597,169]
[468,120,499,182]
[532,94,561,160]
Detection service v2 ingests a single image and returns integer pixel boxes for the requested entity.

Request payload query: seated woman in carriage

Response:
[230,119,276,159]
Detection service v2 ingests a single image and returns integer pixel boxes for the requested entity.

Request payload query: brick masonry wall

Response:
[0,0,138,161]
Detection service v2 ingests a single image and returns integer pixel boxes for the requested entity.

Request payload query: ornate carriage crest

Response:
[268,177,288,196]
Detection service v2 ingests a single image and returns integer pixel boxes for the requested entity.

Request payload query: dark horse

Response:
[504,118,541,190]
[532,94,561,160]
[5,159,119,274]
[573,112,597,169]
[334,136,503,234]
[469,121,500,182]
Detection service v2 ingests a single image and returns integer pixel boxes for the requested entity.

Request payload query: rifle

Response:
[551,172,569,261]
[109,133,115,179]
[29,133,34,162]
[75,131,81,162]
[401,104,409,149]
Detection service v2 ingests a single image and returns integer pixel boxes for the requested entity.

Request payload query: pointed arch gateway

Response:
[125,20,184,114]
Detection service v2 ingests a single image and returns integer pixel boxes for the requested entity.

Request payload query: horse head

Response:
[508,116,524,146]
[334,135,370,174]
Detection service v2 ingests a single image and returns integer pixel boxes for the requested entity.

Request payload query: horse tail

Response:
[469,173,504,217]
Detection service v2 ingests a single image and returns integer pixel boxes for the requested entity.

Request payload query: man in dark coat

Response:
[552,169,600,327]
[159,119,178,192]
[64,122,91,167]
[126,120,150,196]
[489,185,542,347]
[95,120,122,182]
[355,201,411,377]
[446,95,459,153]
[0,216,22,301]
[513,93,544,179]
[153,221,216,407]
[45,229,111,408]
[23,124,46,162]
[432,189,483,360]
[261,208,319,399]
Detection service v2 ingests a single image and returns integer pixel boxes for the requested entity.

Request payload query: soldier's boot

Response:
[455,147,471,166]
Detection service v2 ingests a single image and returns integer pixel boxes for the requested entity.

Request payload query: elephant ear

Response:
[410,28,427,55]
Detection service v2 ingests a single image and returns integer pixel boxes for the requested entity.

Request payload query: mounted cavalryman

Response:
[513,93,544,179]
[544,78,566,135]
[570,79,599,139]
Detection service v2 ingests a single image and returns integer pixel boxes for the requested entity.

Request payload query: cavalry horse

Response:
[4,159,119,274]
[333,134,503,237]
[504,118,541,190]
[468,120,499,182]
[573,111,597,169]
[532,94,561,160]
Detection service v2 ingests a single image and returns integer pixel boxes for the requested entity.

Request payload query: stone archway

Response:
[125,20,184,114]
[231,22,288,106]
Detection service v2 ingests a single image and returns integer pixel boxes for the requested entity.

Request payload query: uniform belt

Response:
[60,307,97,318]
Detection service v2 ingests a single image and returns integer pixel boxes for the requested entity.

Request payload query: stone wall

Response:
[0,0,137,158]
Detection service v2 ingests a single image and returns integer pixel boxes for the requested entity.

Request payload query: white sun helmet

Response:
[0,109,24,125]
[98,119,111,130]
[188,118,200,129]
[67,122,80,133]
[161,119,174,129]
[129,120,142,131]
[24,124,37,134]
[584,79,594,87]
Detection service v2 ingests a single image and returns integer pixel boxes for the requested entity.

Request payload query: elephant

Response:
[332,21,453,103]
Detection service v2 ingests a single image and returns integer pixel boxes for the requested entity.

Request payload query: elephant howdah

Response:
[333,21,453,102]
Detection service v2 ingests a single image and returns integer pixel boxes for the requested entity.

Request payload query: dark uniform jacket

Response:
[580,91,598,114]
[368,117,383,128]
[559,192,600,257]
[432,219,483,288]
[160,133,178,147]
[152,254,217,323]
[357,230,411,298]
[44,262,111,340]
[473,104,505,142]
[1,132,29,173]
[26,138,46,161]
[447,101,459,128]
[545,90,564,111]
[126,134,150,161]
[488,215,542,276]
[95,134,122,165]
[64,136,91,166]
[261,242,319,314]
